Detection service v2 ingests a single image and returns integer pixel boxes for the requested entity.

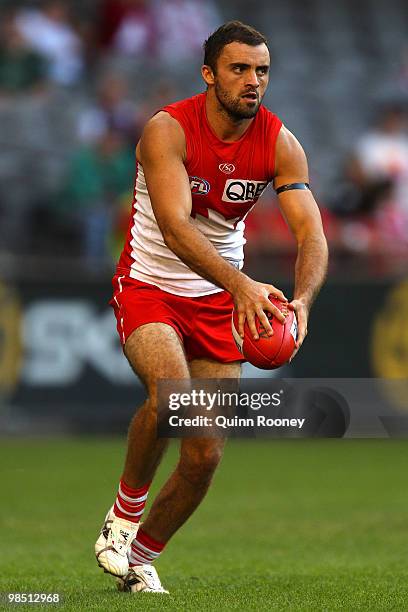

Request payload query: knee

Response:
[179,441,224,487]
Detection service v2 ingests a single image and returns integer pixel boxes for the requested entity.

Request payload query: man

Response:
[95,21,328,594]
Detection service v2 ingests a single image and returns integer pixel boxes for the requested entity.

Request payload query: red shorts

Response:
[110,274,243,363]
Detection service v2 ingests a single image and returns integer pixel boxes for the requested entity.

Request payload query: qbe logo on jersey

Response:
[222,179,268,203]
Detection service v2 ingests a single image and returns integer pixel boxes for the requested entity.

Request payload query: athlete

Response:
[95,21,328,594]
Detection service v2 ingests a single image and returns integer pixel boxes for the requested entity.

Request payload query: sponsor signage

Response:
[222,179,268,203]
[0,276,406,432]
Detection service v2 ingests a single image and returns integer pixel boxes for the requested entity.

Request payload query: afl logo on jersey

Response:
[219,163,235,174]
[222,179,268,203]
[189,176,210,195]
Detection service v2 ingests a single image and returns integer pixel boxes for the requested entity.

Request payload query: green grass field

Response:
[1,438,408,611]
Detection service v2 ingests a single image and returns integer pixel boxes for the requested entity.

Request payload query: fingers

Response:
[235,282,289,341]
[289,305,308,362]
[257,309,273,337]
[237,306,274,340]
[266,285,287,302]
[237,304,284,340]
[246,310,259,340]
[290,328,306,362]
[297,325,308,348]
[289,347,298,362]
[264,301,286,324]
[296,311,308,348]
[238,310,246,339]
[237,300,287,340]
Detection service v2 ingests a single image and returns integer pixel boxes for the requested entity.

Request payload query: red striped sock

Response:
[129,528,165,566]
[113,479,151,523]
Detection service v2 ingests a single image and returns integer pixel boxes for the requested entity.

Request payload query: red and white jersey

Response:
[117,92,282,296]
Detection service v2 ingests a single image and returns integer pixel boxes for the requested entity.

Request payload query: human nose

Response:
[246,70,260,88]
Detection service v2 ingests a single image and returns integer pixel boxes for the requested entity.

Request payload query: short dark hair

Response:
[203,21,268,73]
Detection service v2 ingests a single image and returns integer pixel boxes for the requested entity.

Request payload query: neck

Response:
[205,89,254,142]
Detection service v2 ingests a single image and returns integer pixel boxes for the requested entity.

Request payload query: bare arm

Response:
[139,112,241,291]
[139,112,286,339]
[274,126,329,356]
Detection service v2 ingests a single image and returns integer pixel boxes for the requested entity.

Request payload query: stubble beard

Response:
[214,81,261,121]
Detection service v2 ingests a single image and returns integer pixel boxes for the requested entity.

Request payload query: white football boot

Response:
[95,506,139,577]
[116,564,169,594]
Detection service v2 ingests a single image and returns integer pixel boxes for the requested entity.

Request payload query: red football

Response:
[231,297,297,369]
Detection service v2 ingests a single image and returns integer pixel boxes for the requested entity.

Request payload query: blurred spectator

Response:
[0,15,47,96]
[333,105,408,251]
[354,105,408,203]
[154,0,220,65]
[16,1,84,86]
[98,0,155,56]
[61,130,135,264]
[77,74,139,145]
[331,161,392,220]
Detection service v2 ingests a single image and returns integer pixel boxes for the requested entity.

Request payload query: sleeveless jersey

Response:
[117,92,282,296]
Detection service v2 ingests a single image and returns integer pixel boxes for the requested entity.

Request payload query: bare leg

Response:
[121,323,190,488]
[142,359,241,542]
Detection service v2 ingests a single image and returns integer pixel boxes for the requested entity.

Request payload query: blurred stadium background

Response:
[1,2,408,608]
[0,0,407,434]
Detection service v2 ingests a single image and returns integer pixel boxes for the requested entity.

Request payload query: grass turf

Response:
[1,438,408,610]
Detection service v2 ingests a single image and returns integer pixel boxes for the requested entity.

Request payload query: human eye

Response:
[256,66,269,76]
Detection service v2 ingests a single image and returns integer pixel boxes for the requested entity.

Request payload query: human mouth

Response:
[241,92,258,101]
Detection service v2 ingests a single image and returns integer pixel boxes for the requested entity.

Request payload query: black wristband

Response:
[275,182,310,195]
